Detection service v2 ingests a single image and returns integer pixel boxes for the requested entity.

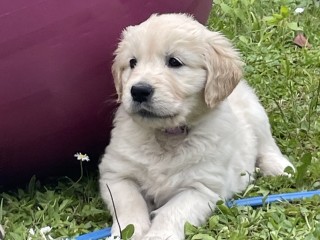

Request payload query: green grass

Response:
[1,0,320,239]
[0,173,110,239]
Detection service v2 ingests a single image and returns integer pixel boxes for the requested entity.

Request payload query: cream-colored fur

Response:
[99,14,294,240]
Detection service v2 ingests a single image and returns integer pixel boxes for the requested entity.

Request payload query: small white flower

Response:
[47,235,54,240]
[40,226,52,235]
[74,152,90,161]
[294,7,304,14]
[28,228,35,235]
[0,224,5,238]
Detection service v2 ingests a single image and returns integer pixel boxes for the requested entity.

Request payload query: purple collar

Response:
[163,125,189,135]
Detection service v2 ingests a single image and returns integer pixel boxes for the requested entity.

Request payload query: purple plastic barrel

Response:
[0,0,212,186]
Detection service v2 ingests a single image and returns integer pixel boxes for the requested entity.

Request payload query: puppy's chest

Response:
[131,136,210,202]
[136,153,188,206]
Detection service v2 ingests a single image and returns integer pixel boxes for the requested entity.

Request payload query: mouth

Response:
[136,109,177,119]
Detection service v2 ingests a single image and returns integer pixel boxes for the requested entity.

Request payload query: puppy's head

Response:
[112,14,243,129]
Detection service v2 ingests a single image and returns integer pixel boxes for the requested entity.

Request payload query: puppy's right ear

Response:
[111,58,123,103]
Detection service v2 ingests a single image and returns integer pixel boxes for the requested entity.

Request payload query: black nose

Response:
[131,83,154,103]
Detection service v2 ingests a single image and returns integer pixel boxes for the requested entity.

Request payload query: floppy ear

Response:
[111,58,123,103]
[204,31,244,108]
[112,26,133,103]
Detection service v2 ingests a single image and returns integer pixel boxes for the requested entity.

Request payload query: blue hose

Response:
[75,227,111,240]
[75,190,320,240]
[227,190,320,207]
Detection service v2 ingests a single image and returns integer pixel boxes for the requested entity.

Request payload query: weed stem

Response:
[106,183,122,239]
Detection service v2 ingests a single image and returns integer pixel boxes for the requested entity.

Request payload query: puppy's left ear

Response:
[204,31,243,108]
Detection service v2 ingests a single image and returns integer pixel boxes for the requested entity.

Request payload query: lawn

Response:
[1,0,320,239]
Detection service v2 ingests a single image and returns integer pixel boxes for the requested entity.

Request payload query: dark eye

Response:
[129,58,137,69]
[168,57,183,68]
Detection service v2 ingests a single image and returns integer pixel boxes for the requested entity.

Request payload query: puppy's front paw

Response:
[258,155,295,176]
[130,225,149,240]
[142,231,181,240]
[112,222,150,240]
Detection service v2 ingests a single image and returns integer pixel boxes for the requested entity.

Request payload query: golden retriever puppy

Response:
[99,13,294,240]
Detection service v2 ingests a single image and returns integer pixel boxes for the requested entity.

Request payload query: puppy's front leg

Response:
[99,178,151,240]
[143,188,219,240]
